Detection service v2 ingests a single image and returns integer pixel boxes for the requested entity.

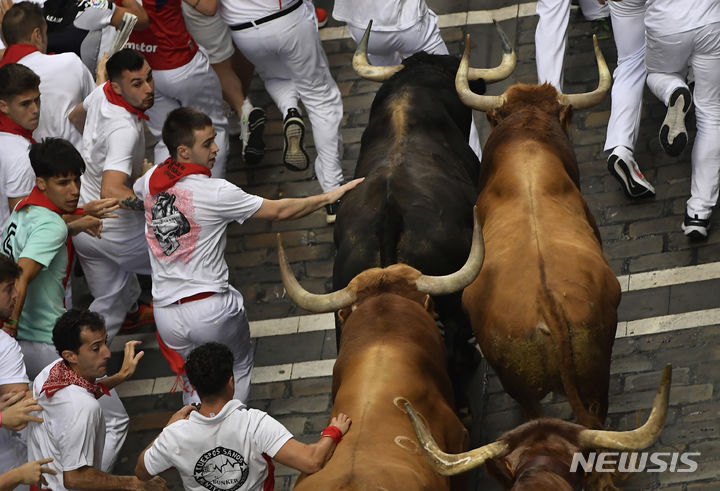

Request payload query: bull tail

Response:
[538,262,604,429]
[378,199,403,267]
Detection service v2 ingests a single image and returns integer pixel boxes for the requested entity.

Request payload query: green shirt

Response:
[2,205,68,343]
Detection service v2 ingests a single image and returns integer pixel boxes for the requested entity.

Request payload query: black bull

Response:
[331,52,487,384]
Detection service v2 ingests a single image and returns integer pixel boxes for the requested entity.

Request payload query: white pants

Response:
[347,10,482,160]
[146,49,230,179]
[72,228,152,342]
[154,287,254,405]
[228,0,344,192]
[604,0,646,153]
[535,0,609,90]
[646,23,720,218]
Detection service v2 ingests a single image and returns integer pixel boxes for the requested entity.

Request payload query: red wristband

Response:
[321,425,342,444]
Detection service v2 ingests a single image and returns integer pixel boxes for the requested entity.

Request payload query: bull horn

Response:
[578,364,672,450]
[405,401,508,475]
[352,20,405,82]
[415,207,485,296]
[467,21,517,82]
[456,35,506,112]
[557,34,611,109]
[277,234,357,313]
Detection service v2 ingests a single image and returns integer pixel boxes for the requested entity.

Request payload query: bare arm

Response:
[251,178,364,221]
[102,170,143,210]
[110,0,149,30]
[0,393,43,431]
[7,197,24,215]
[135,406,196,481]
[68,103,87,134]
[273,413,352,474]
[64,466,166,490]
[181,0,216,16]
[2,258,42,337]
[0,458,56,491]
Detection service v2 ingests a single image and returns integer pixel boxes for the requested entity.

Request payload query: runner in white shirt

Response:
[27,309,168,491]
[71,48,155,342]
[644,0,720,238]
[133,107,363,404]
[203,0,346,221]
[0,63,38,226]
[136,342,351,491]
[1,2,96,150]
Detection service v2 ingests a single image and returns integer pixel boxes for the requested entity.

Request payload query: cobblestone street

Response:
[92,2,720,489]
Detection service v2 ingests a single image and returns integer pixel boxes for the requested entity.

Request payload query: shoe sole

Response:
[326,213,336,224]
[244,111,266,166]
[283,118,310,171]
[681,223,708,239]
[607,155,655,200]
[660,88,691,157]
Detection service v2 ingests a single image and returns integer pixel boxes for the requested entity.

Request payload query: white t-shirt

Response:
[218,0,305,27]
[144,400,293,491]
[27,359,106,491]
[645,0,720,36]
[332,0,428,31]
[0,132,35,227]
[18,51,95,150]
[0,331,30,479]
[79,84,146,240]
[134,167,263,306]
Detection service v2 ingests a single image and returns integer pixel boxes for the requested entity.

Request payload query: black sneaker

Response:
[243,107,266,166]
[607,147,655,199]
[681,213,710,239]
[283,108,310,171]
[325,200,340,224]
[660,87,692,157]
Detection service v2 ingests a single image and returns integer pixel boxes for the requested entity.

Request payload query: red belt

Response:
[173,291,216,305]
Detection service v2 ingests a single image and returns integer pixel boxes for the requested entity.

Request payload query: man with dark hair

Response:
[0,63,39,226]
[134,107,362,405]
[71,47,156,343]
[27,309,168,491]
[136,342,351,490]
[0,1,97,151]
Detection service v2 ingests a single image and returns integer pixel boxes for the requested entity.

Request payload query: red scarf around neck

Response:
[0,112,35,143]
[0,43,38,66]
[40,359,110,399]
[102,81,149,121]
[148,157,211,194]
[17,187,85,289]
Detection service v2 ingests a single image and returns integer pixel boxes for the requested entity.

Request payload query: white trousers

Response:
[154,287,254,405]
[228,0,344,192]
[347,10,482,160]
[604,0,646,153]
[72,228,152,342]
[646,23,720,218]
[535,0,609,90]
[146,49,230,179]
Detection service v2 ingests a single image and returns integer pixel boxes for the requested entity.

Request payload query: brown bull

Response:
[278,212,485,490]
[457,35,621,430]
[406,365,672,490]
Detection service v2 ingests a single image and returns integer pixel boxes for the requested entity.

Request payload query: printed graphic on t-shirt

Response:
[151,192,190,255]
[145,187,199,263]
[194,446,249,491]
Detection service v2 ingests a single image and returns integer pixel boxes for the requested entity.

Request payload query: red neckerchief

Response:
[17,187,85,290]
[0,112,35,143]
[102,81,149,121]
[0,43,38,66]
[148,157,211,194]
[40,359,110,399]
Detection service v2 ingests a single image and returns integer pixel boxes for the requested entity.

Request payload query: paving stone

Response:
[624,367,690,392]
[668,279,720,315]
[249,382,287,402]
[617,287,670,322]
[609,355,654,375]
[269,394,332,416]
[255,331,327,366]
[604,236,664,261]
[292,377,333,397]
[629,250,695,274]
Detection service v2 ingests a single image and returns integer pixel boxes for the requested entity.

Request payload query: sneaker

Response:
[243,107,266,166]
[607,147,655,199]
[227,109,242,136]
[121,303,154,331]
[315,7,328,28]
[325,200,340,224]
[681,213,710,239]
[660,86,692,157]
[590,17,612,40]
[283,108,310,171]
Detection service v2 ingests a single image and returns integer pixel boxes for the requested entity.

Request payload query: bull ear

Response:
[486,109,502,128]
[337,307,350,324]
[559,104,573,134]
